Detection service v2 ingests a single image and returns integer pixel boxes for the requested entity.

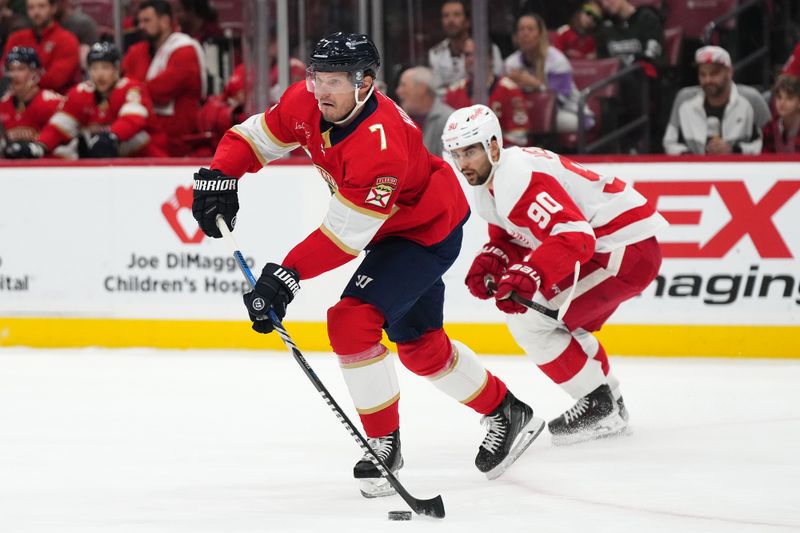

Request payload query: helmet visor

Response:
[305,67,361,95]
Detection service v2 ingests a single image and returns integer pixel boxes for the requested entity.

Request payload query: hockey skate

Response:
[353,428,403,498]
[548,384,628,446]
[475,391,545,480]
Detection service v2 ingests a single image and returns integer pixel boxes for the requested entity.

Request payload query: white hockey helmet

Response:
[442,104,503,163]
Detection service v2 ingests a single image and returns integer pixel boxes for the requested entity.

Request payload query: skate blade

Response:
[486,416,546,480]
[551,413,629,447]
[358,476,398,499]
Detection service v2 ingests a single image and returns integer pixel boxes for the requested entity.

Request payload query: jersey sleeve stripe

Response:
[49,111,80,137]
[322,194,386,252]
[119,102,148,117]
[551,220,595,237]
[230,112,299,164]
[230,126,268,165]
[334,191,392,220]
[319,224,361,256]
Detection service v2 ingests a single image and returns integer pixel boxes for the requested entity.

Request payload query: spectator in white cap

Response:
[663,45,771,154]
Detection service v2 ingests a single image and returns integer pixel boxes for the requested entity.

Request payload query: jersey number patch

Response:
[527,191,563,229]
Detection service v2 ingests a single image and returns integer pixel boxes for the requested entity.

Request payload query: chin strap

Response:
[332,82,375,126]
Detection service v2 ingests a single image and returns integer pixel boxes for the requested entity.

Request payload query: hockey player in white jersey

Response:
[442,105,667,444]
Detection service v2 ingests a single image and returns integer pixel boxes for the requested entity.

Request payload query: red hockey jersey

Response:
[0,88,63,141]
[38,77,167,157]
[210,81,470,279]
[444,76,530,147]
[2,23,80,94]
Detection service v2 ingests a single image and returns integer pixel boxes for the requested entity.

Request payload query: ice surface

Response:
[1,348,798,532]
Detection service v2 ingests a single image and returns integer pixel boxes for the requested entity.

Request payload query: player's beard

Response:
[701,82,725,99]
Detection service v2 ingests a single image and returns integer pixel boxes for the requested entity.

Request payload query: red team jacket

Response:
[0,88,63,141]
[553,26,598,60]
[445,77,530,147]
[2,23,80,94]
[122,40,203,156]
[38,77,167,157]
[210,81,470,279]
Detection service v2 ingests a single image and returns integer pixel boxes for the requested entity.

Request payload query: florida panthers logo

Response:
[315,164,338,194]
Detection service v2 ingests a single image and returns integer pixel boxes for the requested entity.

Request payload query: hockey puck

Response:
[387,510,412,521]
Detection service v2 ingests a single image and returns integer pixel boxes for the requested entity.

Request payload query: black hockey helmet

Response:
[5,46,41,70]
[87,42,121,66]
[308,32,380,86]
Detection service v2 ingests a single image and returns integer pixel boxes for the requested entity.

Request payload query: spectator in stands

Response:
[762,75,800,153]
[2,0,80,94]
[595,0,663,78]
[0,46,63,158]
[663,46,771,155]
[16,42,167,159]
[428,0,503,97]
[175,0,223,43]
[55,0,99,47]
[0,0,28,53]
[395,66,454,156]
[553,2,600,60]
[122,0,206,156]
[444,37,530,146]
[781,42,800,78]
[504,12,586,132]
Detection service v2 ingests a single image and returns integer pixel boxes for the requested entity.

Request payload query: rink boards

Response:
[1,155,799,357]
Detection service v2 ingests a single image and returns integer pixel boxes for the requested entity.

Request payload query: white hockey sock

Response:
[426,340,489,404]
[338,344,400,415]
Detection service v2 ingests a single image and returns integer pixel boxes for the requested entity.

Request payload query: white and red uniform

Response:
[211,82,509,437]
[38,77,167,157]
[0,88,63,142]
[445,77,530,147]
[473,146,666,399]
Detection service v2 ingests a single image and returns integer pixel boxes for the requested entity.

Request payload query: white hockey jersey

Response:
[472,146,667,287]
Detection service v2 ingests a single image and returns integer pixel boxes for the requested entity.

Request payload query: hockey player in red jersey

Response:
[192,33,546,494]
[444,37,530,147]
[443,104,667,445]
[0,47,63,158]
[18,42,167,159]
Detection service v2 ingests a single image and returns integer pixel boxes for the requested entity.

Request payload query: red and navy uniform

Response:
[38,77,167,157]
[0,88,62,141]
[444,76,530,146]
[121,40,203,156]
[211,82,508,437]
[2,23,80,94]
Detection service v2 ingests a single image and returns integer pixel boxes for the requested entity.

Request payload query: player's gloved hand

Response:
[192,167,239,238]
[86,132,119,158]
[242,262,301,334]
[465,245,510,299]
[4,140,45,159]
[494,262,541,314]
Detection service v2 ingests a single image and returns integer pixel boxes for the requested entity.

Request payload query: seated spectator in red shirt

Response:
[781,42,800,78]
[762,75,800,153]
[122,0,206,156]
[14,42,167,159]
[553,2,600,60]
[2,0,80,94]
[444,37,530,146]
[0,46,64,158]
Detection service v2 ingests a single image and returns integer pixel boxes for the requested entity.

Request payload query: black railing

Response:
[702,0,770,88]
[576,63,649,154]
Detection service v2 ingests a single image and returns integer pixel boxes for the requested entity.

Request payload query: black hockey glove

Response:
[86,132,119,158]
[4,141,45,159]
[192,167,239,238]
[242,263,301,334]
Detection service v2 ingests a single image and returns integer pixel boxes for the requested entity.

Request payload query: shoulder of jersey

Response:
[73,81,96,94]
[448,79,468,92]
[40,89,64,101]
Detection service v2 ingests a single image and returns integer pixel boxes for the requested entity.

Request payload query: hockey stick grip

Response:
[484,260,580,321]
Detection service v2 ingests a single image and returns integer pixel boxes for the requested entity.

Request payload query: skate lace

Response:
[480,413,508,454]
[564,397,590,424]
[363,435,394,462]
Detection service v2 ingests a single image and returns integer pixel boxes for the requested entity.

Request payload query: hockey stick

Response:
[486,260,581,321]
[214,216,446,519]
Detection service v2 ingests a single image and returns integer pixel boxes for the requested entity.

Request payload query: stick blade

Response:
[411,494,445,519]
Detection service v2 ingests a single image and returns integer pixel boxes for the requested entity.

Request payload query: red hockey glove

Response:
[465,245,510,300]
[495,262,541,314]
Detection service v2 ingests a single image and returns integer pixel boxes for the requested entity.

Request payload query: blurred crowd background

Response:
[0,0,799,159]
